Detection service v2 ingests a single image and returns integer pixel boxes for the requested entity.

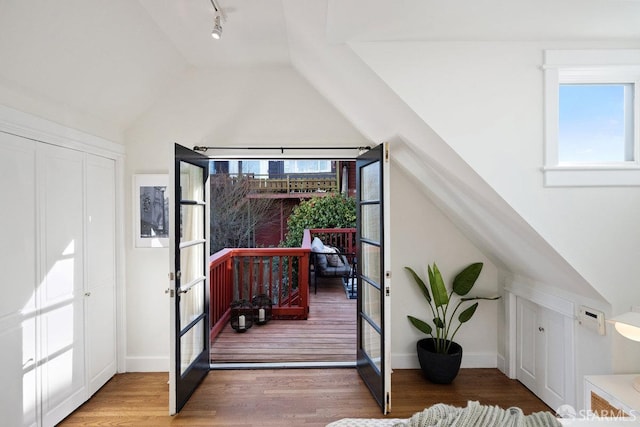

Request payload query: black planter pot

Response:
[416,338,463,384]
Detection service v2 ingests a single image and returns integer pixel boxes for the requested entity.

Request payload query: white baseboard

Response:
[392,352,498,369]
[125,356,169,372]
[392,352,419,369]
[496,353,507,375]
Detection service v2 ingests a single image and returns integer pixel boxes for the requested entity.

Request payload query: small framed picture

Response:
[134,174,169,248]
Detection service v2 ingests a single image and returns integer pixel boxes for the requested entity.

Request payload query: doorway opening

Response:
[171,143,388,414]
[206,157,358,367]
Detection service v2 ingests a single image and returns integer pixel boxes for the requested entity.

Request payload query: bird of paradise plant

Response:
[405,262,499,354]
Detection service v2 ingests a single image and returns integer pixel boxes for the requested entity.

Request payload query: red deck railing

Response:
[209,249,234,339]
[209,227,356,341]
[209,247,310,339]
[308,227,356,255]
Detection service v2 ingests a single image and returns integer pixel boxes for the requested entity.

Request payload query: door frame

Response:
[200,147,391,411]
[0,107,127,373]
[206,153,361,368]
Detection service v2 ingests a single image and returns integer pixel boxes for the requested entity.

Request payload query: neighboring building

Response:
[210,160,355,248]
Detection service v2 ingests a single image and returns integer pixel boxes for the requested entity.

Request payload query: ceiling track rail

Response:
[193,145,371,154]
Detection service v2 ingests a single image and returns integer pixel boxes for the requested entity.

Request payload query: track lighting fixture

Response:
[211,14,222,39]
[209,0,223,40]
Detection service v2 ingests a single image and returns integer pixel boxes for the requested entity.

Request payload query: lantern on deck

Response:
[251,294,273,325]
[230,299,253,332]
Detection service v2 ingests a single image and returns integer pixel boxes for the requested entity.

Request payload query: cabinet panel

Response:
[0,131,118,427]
[516,298,537,391]
[516,297,570,411]
[0,135,37,317]
[0,321,37,427]
[0,134,38,426]
[543,308,565,402]
[86,155,117,395]
[38,145,86,426]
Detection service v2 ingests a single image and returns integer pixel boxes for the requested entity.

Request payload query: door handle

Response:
[538,326,545,332]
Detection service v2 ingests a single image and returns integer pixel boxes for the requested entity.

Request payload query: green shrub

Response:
[281,193,356,247]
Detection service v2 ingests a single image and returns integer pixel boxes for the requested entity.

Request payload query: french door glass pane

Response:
[180,205,204,242]
[180,318,205,374]
[362,320,382,372]
[179,281,205,327]
[180,163,204,201]
[363,281,381,326]
[361,205,380,242]
[361,163,380,201]
[361,242,381,285]
[179,244,205,286]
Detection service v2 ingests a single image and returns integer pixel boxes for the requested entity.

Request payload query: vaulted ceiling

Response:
[1,0,638,139]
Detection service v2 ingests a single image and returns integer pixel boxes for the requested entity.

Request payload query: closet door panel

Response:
[0,135,37,316]
[516,298,537,392]
[0,134,37,426]
[540,307,566,408]
[516,297,570,411]
[38,145,86,426]
[0,325,37,427]
[86,154,117,395]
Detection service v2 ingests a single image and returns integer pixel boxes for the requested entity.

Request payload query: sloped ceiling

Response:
[1,0,638,138]
[281,0,640,304]
[0,1,189,137]
[137,0,291,67]
[325,0,640,42]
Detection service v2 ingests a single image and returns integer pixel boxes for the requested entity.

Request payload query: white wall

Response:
[123,65,370,370]
[390,160,500,369]
[349,40,640,373]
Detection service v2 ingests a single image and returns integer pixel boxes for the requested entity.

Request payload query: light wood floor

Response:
[59,368,552,426]
[211,277,356,364]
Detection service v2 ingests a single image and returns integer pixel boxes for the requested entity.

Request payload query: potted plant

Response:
[405,262,499,384]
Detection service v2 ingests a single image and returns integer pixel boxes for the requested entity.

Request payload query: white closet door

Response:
[85,154,117,396]
[516,298,538,393]
[38,144,87,427]
[0,134,38,427]
[539,307,566,409]
[516,297,569,411]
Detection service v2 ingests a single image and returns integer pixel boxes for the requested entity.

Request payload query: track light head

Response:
[211,15,222,40]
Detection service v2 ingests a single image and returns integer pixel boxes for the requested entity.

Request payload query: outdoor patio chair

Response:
[310,237,355,294]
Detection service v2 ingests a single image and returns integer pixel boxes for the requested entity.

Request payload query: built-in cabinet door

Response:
[516,298,538,392]
[0,128,118,427]
[0,134,38,427]
[38,144,87,426]
[85,154,117,396]
[516,298,568,411]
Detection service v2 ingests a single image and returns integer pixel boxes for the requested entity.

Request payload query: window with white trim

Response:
[543,50,640,186]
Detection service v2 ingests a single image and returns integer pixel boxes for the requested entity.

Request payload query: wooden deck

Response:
[211,276,356,364]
